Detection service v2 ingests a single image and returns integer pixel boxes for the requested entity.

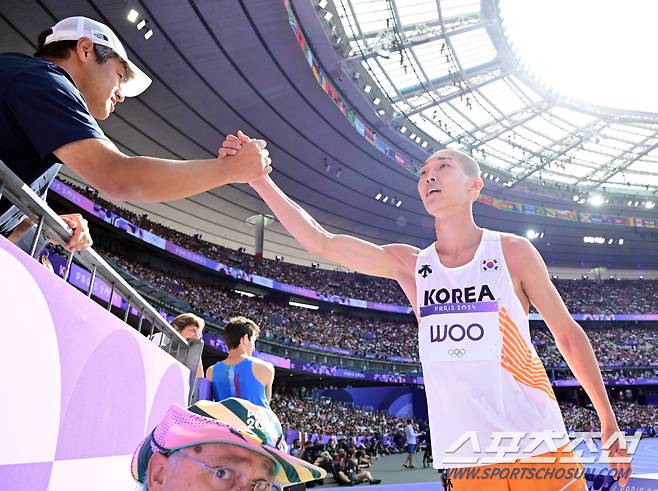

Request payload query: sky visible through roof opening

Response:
[499,0,658,113]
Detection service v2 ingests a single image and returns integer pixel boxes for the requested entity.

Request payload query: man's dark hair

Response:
[223,316,260,350]
[34,28,134,80]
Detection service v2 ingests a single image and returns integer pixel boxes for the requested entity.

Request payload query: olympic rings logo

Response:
[448,349,466,358]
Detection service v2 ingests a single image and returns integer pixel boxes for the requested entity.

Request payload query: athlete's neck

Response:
[434,207,482,260]
[224,351,249,364]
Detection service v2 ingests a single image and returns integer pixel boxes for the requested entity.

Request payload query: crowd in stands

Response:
[545,279,658,315]
[105,251,418,360]
[64,181,408,304]
[533,328,657,368]
[559,400,658,434]
[269,392,656,487]
[271,392,412,441]
[101,250,658,370]
[59,180,658,313]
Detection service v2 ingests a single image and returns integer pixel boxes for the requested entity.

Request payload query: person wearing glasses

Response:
[132,397,325,490]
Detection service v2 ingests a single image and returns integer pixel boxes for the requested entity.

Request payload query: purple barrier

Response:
[0,236,190,490]
[197,378,212,401]
[529,312,658,321]
[553,378,658,387]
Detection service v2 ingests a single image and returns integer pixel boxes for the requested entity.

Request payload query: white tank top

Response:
[415,229,567,468]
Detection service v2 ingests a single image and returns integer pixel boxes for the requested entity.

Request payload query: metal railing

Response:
[0,160,200,392]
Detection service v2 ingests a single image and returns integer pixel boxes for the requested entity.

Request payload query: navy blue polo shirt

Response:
[0,53,108,236]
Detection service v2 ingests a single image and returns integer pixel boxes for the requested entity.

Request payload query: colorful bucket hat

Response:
[132,398,326,487]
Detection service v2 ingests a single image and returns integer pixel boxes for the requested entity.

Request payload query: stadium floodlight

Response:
[646,201,655,209]
[127,9,139,22]
[136,19,146,30]
[589,194,604,206]
[144,29,153,40]
[289,301,319,310]
[375,191,382,200]
[235,289,256,297]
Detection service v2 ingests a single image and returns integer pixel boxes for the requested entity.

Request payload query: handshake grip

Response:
[221,137,272,184]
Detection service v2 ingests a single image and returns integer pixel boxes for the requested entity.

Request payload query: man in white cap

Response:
[0,16,270,254]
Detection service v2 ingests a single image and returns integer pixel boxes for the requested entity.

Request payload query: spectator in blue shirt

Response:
[0,17,270,254]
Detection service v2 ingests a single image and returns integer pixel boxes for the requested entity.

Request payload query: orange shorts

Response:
[442,444,588,490]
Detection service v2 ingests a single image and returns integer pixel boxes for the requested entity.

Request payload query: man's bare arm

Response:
[250,175,418,280]
[506,236,630,485]
[54,137,270,202]
[507,237,615,423]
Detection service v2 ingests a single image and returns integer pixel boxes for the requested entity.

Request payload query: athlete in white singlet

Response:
[220,133,631,489]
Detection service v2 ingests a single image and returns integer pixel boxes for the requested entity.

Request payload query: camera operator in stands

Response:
[0,17,270,256]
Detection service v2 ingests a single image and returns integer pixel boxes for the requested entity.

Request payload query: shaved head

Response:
[425,149,481,177]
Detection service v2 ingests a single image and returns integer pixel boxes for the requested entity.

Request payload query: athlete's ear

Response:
[469,176,484,203]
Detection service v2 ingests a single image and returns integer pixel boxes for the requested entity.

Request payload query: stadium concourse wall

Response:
[0,236,189,490]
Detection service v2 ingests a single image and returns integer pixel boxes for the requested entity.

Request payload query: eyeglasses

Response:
[176,450,281,491]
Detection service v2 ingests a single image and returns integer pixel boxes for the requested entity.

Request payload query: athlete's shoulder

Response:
[500,232,545,269]
[250,356,274,370]
[383,243,421,255]
[498,231,530,247]
[382,243,422,276]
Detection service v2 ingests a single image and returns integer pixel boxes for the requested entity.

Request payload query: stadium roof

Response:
[1,0,656,270]
[324,0,658,200]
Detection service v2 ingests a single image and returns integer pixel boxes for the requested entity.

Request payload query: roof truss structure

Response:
[326,0,658,197]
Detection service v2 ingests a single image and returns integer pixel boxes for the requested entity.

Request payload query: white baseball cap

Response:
[44,16,152,97]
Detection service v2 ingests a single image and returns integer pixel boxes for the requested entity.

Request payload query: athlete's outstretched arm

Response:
[220,132,417,280]
[506,236,631,486]
[251,174,417,280]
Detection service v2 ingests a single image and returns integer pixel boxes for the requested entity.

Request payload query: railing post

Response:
[106,282,116,311]
[123,299,131,323]
[86,265,97,297]
[28,215,45,257]
[63,251,74,281]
